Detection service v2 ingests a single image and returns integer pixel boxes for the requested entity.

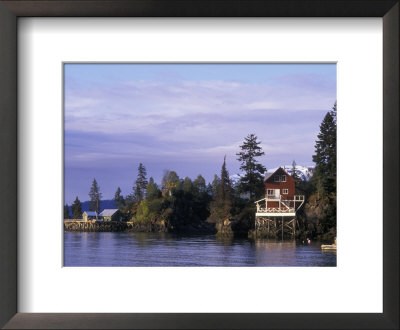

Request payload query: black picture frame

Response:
[0,1,398,329]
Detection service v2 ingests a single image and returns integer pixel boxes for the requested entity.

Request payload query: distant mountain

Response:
[230,165,315,184]
[68,199,117,214]
[229,173,242,186]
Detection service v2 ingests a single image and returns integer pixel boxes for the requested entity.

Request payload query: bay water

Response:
[64,231,336,267]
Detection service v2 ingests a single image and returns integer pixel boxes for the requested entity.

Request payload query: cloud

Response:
[64,66,336,202]
[64,77,335,135]
[66,96,101,110]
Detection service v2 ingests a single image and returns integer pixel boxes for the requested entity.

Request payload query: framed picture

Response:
[0,1,398,329]
[62,62,337,268]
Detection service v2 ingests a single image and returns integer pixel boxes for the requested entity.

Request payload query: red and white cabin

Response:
[255,167,304,217]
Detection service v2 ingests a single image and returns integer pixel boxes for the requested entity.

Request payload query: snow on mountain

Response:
[230,165,314,184]
[266,165,315,181]
[229,173,242,185]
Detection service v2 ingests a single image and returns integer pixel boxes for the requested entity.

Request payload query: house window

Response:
[282,189,288,194]
[273,175,287,182]
[267,189,274,196]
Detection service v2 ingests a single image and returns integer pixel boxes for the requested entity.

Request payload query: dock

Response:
[321,237,337,250]
[254,195,304,239]
[64,219,128,232]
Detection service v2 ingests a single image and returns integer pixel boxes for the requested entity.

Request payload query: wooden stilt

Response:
[293,218,296,238]
[254,194,304,240]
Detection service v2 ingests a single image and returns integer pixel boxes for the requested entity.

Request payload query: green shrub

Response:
[131,200,151,224]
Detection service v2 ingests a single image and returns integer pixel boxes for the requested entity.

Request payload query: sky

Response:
[64,63,336,204]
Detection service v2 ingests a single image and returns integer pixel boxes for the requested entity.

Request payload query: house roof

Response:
[264,167,292,182]
[83,211,97,216]
[100,209,119,217]
[264,172,273,181]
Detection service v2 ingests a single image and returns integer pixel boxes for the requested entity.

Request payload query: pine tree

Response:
[113,187,125,210]
[193,174,206,193]
[88,178,102,213]
[134,163,148,202]
[124,193,136,211]
[291,160,299,181]
[206,183,213,195]
[211,174,220,197]
[311,102,337,231]
[71,196,82,219]
[218,155,232,202]
[64,204,70,219]
[236,134,266,200]
[312,103,337,194]
[208,157,233,222]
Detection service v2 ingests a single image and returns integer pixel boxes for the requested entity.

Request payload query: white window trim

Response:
[274,175,280,182]
[267,189,274,195]
[281,175,287,182]
[282,189,289,194]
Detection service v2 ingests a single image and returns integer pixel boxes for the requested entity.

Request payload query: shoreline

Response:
[63,219,336,243]
[63,219,217,235]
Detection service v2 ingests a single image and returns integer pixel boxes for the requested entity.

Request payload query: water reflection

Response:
[64,232,336,267]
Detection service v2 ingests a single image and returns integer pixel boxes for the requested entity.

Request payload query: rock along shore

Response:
[63,220,215,234]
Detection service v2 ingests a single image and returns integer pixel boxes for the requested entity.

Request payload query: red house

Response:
[264,167,296,202]
[254,167,305,238]
[255,167,304,217]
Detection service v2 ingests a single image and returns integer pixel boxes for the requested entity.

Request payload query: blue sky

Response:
[64,63,336,204]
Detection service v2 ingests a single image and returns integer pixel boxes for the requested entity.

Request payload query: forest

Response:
[64,103,337,242]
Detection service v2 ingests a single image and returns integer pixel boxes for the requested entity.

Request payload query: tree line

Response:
[64,103,336,239]
[64,134,268,231]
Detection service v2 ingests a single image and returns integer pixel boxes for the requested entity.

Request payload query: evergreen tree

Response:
[206,183,213,196]
[113,187,125,210]
[146,177,161,200]
[312,103,337,194]
[88,178,102,213]
[208,157,233,222]
[134,163,148,202]
[71,196,82,219]
[291,160,299,181]
[64,204,70,219]
[193,174,206,193]
[311,102,337,231]
[183,177,194,193]
[236,133,266,200]
[211,174,220,197]
[218,155,232,201]
[124,193,136,212]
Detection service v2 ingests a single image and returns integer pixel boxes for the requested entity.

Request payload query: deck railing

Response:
[256,207,295,213]
[255,194,305,213]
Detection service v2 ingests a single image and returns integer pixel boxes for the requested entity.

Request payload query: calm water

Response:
[64,231,336,267]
